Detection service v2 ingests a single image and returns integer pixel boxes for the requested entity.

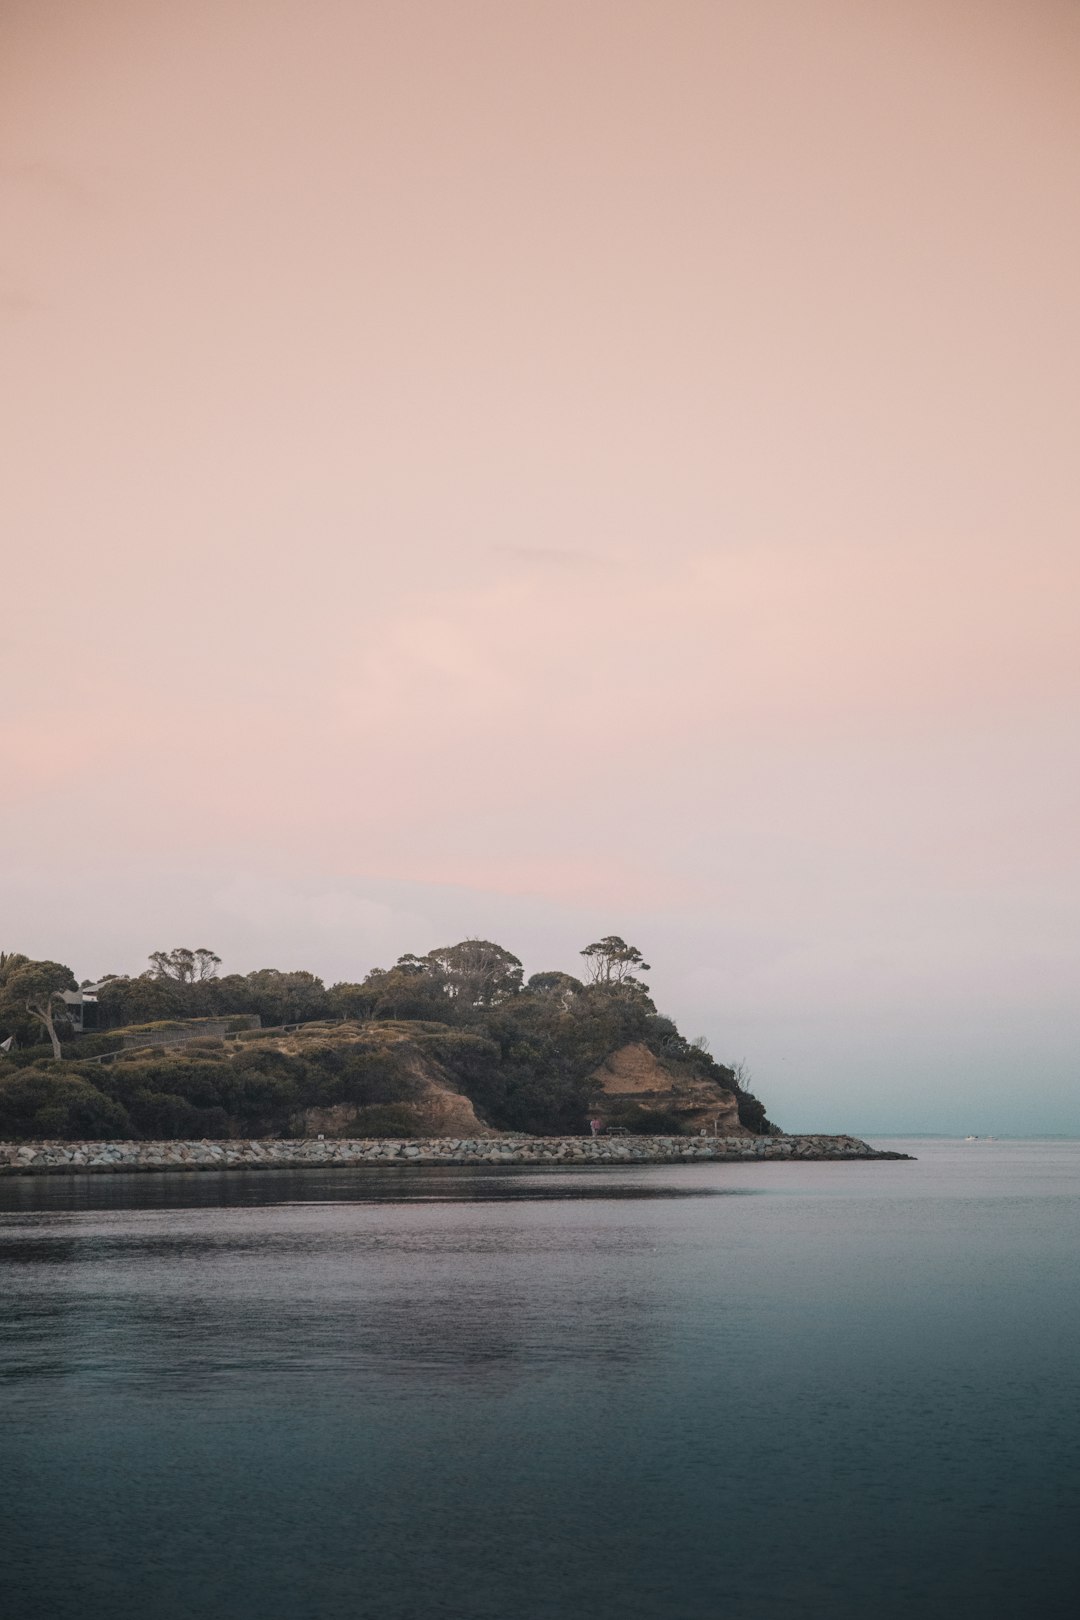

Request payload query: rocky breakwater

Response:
[0,1134,912,1174]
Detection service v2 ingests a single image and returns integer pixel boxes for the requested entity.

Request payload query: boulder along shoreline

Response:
[0,1134,913,1174]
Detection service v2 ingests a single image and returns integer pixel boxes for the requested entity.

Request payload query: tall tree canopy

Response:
[422,940,524,1006]
[374,941,524,1010]
[0,952,31,982]
[241,969,328,1025]
[0,959,77,1059]
[580,936,651,991]
[147,947,222,983]
[525,971,585,1009]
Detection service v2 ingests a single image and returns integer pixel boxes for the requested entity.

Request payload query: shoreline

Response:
[0,1133,914,1175]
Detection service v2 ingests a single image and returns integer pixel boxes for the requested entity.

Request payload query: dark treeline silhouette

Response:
[0,938,774,1142]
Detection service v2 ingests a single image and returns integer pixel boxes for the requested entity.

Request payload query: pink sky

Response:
[3,0,1079,1131]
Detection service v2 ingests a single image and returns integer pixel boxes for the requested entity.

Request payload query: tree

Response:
[361,965,449,1022]
[0,951,31,984]
[526,971,585,1010]
[0,960,77,1059]
[147,947,222,983]
[580,936,651,991]
[242,969,328,1026]
[0,951,33,1049]
[326,981,379,1021]
[422,940,523,1006]
[94,973,183,1028]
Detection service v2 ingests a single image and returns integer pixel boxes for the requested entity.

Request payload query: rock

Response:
[0,1132,913,1173]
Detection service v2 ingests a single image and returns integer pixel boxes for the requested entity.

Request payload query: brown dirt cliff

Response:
[589,1042,750,1135]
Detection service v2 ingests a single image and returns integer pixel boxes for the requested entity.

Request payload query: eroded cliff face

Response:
[590,1042,750,1135]
[283,1025,493,1139]
[299,1077,490,1139]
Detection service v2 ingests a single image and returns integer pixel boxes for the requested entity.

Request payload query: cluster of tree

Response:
[0,936,775,1139]
[0,954,72,1058]
[0,1033,428,1143]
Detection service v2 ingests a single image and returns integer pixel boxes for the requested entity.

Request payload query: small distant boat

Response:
[963,1135,997,1142]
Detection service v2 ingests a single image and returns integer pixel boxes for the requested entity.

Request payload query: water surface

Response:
[3,1140,1078,1619]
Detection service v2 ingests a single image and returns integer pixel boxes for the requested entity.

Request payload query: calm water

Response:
[3,1141,1078,1620]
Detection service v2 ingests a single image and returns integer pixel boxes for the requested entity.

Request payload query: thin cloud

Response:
[490,544,619,572]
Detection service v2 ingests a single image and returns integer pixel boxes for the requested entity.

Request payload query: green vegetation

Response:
[0,936,775,1141]
[0,954,77,1060]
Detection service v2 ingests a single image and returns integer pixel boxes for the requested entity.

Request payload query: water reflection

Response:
[0,1163,743,1214]
[1,1189,678,1392]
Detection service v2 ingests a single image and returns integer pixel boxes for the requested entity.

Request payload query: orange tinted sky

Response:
[2,0,1079,1130]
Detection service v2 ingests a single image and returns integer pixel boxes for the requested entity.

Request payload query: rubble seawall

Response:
[0,1133,913,1173]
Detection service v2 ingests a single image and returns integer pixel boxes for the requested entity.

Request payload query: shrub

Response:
[97,1059,228,1110]
[347,1103,423,1138]
[0,1072,131,1140]
[375,1020,453,1036]
[125,1090,229,1140]
[113,1021,191,1036]
[605,1103,689,1136]
[736,1091,774,1134]
[65,1033,125,1059]
[300,1041,422,1109]
[0,1043,55,1068]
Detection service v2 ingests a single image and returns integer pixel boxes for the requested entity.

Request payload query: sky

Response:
[2,0,1079,1135]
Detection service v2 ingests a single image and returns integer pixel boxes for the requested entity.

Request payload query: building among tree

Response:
[59,979,112,1033]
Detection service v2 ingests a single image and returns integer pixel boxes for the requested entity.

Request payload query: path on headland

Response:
[0,1134,913,1174]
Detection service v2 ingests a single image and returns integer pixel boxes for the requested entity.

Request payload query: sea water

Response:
[2,1140,1078,1619]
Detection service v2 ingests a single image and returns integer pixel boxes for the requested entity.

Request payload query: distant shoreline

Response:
[856,1134,1080,1143]
[1,1133,914,1175]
